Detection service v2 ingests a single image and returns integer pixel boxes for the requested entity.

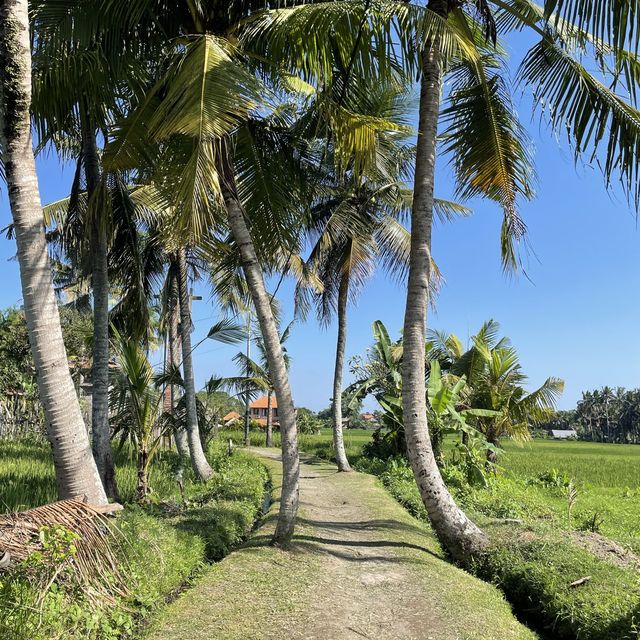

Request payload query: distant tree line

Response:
[540,387,640,444]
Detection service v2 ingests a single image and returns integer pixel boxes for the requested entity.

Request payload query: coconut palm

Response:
[28,0,155,500]
[100,0,360,544]
[232,322,293,448]
[255,0,640,562]
[0,0,107,505]
[301,77,470,472]
[299,79,412,472]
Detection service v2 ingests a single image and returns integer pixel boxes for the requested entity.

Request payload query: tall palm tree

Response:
[0,0,107,505]
[29,0,146,501]
[256,0,640,562]
[171,247,213,480]
[101,1,333,544]
[162,255,190,456]
[300,81,414,472]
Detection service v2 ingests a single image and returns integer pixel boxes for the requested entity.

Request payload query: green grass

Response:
[486,440,640,551]
[498,439,640,488]
[0,438,213,511]
[147,451,535,640]
[479,521,640,639]
[0,440,269,640]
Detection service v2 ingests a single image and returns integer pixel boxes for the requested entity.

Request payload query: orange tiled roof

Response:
[250,395,277,409]
[223,411,241,421]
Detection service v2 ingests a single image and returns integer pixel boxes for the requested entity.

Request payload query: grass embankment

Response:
[276,428,640,639]
[0,440,268,640]
[147,450,536,640]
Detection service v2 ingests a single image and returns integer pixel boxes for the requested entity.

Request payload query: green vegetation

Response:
[0,442,268,640]
[1,0,640,636]
[291,429,640,639]
[480,523,640,640]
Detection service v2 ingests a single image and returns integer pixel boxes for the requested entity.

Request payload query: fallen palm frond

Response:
[0,499,126,604]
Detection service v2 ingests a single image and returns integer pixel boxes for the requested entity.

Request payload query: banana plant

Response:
[427,360,501,484]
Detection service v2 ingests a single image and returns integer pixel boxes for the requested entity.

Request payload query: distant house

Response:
[249,396,278,426]
[550,429,578,440]
[360,413,380,427]
[223,411,241,426]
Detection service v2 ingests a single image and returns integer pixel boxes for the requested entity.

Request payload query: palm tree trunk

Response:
[0,0,107,505]
[168,261,189,457]
[266,390,274,447]
[176,247,213,480]
[80,109,119,501]
[221,151,299,546]
[401,22,487,564]
[136,448,149,503]
[332,270,352,472]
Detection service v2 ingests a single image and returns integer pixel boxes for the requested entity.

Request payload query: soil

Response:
[569,530,640,570]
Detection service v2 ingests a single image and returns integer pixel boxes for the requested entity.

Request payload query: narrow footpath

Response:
[146,449,535,640]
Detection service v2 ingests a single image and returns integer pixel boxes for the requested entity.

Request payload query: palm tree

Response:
[161,256,190,457]
[0,0,107,505]
[101,2,333,545]
[174,247,215,481]
[300,81,415,472]
[109,329,169,502]
[29,0,152,500]
[232,322,293,448]
[256,0,640,562]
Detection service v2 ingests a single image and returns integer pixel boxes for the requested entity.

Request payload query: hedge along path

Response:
[145,449,536,640]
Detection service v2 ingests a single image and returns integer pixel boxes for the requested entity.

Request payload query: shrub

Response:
[527,468,572,490]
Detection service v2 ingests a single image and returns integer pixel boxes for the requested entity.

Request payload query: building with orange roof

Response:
[223,411,242,425]
[249,395,278,426]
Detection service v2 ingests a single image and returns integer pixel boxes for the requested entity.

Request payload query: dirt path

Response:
[146,450,536,640]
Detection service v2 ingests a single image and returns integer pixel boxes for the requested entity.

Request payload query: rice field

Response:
[499,439,640,488]
[0,439,190,511]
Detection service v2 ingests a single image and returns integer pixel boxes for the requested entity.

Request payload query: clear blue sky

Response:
[1,37,639,413]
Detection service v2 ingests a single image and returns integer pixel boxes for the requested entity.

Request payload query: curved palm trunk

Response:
[168,262,189,457]
[221,152,299,546]
[401,27,487,564]
[80,111,119,500]
[176,248,213,480]
[332,271,352,472]
[0,0,107,505]
[266,390,274,447]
